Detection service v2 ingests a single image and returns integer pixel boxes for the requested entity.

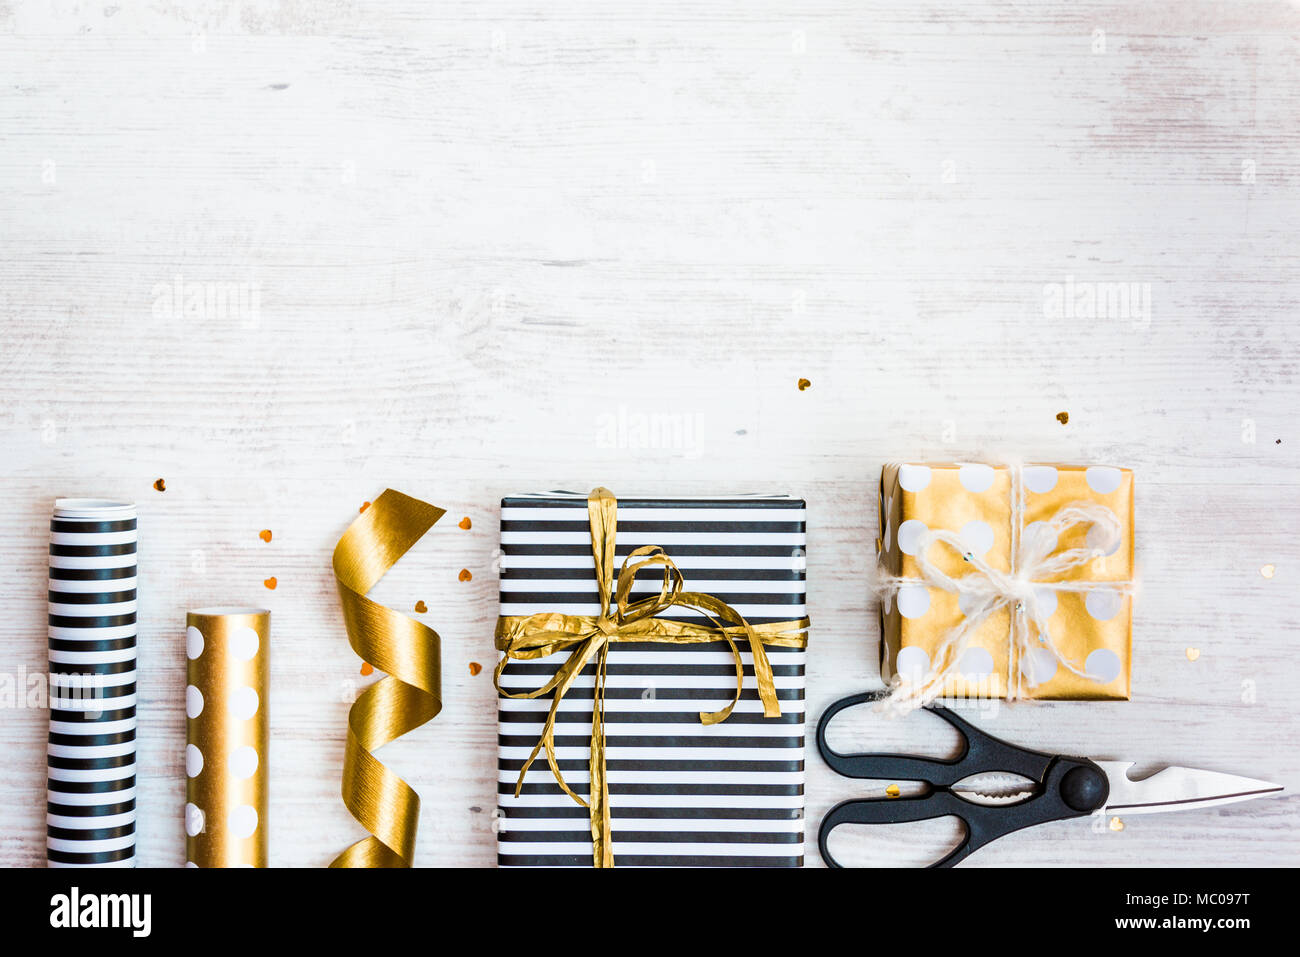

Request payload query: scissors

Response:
[817,691,1284,868]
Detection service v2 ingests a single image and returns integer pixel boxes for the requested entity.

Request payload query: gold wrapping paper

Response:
[185,608,270,867]
[879,463,1134,700]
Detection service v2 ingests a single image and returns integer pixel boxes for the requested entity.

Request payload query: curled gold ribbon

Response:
[495,487,810,867]
[330,489,446,868]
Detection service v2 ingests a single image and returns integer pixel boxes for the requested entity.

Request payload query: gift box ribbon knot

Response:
[494,487,811,867]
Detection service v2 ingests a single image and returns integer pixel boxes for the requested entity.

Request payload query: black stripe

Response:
[51,518,137,533]
[46,846,135,865]
[504,661,804,678]
[497,687,804,703]
[499,853,800,867]
[50,706,136,724]
[502,567,801,582]
[48,613,137,630]
[47,823,136,841]
[504,496,804,509]
[48,729,136,747]
[500,758,804,773]
[501,520,804,534]
[47,753,135,771]
[47,799,135,817]
[49,659,136,675]
[500,804,802,820]
[499,709,804,725]
[501,733,804,750]
[501,782,803,797]
[503,544,801,558]
[49,635,137,652]
[500,590,806,607]
[499,828,802,844]
[48,589,136,605]
[47,777,135,795]
[49,542,136,557]
[508,640,804,656]
[48,566,136,582]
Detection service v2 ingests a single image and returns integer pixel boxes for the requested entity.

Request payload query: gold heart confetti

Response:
[1186,647,1200,661]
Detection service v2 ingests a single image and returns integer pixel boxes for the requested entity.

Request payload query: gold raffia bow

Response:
[330,489,446,867]
[494,487,810,867]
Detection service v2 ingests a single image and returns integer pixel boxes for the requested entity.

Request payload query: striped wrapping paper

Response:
[497,493,807,867]
[47,499,138,867]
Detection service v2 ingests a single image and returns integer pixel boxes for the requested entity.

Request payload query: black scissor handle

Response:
[816,691,1056,786]
[816,691,1110,868]
[818,756,1109,867]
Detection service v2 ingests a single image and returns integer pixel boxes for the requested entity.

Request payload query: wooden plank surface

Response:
[0,1,1296,867]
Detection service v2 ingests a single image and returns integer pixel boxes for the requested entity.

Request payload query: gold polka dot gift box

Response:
[878,463,1133,703]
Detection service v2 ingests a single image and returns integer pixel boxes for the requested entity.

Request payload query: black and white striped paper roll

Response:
[47,499,138,868]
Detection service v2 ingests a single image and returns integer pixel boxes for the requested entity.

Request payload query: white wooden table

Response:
[1,1,1296,867]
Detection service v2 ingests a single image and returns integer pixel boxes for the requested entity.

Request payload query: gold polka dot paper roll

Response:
[185,608,269,867]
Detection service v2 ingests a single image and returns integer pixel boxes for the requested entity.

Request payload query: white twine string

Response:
[877,466,1133,715]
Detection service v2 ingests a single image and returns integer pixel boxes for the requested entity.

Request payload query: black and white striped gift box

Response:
[497,493,807,867]
[47,499,138,868]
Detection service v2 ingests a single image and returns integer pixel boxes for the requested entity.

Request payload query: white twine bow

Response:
[878,469,1131,714]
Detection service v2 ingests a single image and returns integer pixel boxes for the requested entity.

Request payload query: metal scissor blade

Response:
[1097,761,1284,815]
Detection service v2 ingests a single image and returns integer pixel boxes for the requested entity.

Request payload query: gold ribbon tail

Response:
[330,489,446,868]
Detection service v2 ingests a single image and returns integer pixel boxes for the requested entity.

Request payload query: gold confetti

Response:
[1261,564,1276,579]
[359,501,371,514]
[263,576,277,590]
[259,529,272,543]
[885,784,901,798]
[458,568,472,582]
[797,377,811,391]
[1056,411,1069,425]
[359,661,374,677]
[468,662,483,676]
[1185,647,1200,661]
[152,478,166,492]
[458,516,472,530]
[1109,816,1125,832]
[414,600,427,613]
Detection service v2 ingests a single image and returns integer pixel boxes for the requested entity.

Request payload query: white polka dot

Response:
[1086,466,1122,495]
[959,647,994,679]
[185,861,198,868]
[1086,513,1121,556]
[228,746,259,780]
[185,685,204,719]
[228,804,258,839]
[186,626,204,660]
[185,743,203,778]
[897,584,931,619]
[897,519,928,556]
[895,646,931,681]
[184,803,204,837]
[959,519,995,556]
[229,626,260,662]
[958,464,995,493]
[1022,521,1058,556]
[898,465,931,492]
[230,685,260,720]
[1033,586,1058,620]
[1022,647,1059,685]
[1085,588,1124,621]
[1023,466,1059,494]
[1086,648,1123,683]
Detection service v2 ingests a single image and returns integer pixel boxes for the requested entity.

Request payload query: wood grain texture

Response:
[1,0,1297,867]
